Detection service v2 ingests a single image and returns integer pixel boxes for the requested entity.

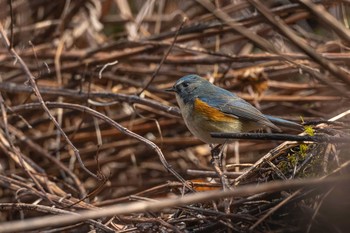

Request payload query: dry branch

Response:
[0,1,349,232]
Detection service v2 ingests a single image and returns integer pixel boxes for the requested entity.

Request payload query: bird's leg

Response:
[210,143,232,221]
[210,143,227,169]
[210,144,231,190]
[210,144,221,163]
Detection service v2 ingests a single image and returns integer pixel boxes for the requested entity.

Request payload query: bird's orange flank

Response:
[194,98,237,122]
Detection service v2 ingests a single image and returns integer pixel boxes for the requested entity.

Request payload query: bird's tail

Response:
[265,115,302,131]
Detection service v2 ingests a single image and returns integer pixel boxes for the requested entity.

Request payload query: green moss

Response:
[304,125,315,136]
[277,160,289,173]
[287,152,298,167]
[276,144,311,177]
[273,142,331,180]
[299,144,309,158]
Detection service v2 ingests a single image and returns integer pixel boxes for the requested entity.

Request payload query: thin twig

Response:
[247,0,350,86]
[0,203,114,232]
[0,176,349,233]
[0,24,99,180]
[7,101,194,192]
[138,17,187,95]
[210,132,350,143]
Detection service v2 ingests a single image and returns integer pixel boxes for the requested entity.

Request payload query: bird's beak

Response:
[165,86,175,92]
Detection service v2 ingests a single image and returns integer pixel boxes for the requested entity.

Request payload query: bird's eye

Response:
[182,82,189,88]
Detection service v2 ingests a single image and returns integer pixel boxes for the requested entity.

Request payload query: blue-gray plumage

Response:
[167,74,295,144]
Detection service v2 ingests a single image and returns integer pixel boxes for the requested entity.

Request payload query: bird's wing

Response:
[198,90,277,129]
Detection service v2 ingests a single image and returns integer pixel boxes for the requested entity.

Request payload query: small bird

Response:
[166,74,282,144]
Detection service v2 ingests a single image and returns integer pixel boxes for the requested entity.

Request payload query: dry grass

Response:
[0,1,349,232]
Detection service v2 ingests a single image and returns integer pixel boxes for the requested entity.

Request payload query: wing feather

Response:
[198,87,278,129]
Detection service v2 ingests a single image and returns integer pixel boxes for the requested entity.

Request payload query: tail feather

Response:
[265,115,302,131]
